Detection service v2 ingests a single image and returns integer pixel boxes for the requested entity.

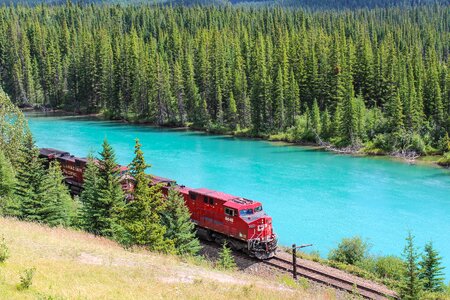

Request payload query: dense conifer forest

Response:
[0,3,449,157]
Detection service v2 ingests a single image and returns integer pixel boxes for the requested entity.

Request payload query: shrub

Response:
[279,274,298,288]
[217,243,236,270]
[438,152,450,167]
[0,235,9,263]
[18,267,36,290]
[373,256,405,282]
[372,134,391,152]
[361,141,386,155]
[328,236,369,265]
[410,133,427,155]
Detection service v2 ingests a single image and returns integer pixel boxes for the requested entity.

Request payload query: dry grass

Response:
[0,217,333,300]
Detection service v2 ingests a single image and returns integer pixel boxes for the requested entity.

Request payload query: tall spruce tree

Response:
[79,155,101,232]
[93,139,124,237]
[15,134,45,221]
[38,161,73,227]
[120,139,171,252]
[161,188,201,256]
[401,232,423,300]
[419,241,445,292]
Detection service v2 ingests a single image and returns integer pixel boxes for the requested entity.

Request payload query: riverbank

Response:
[25,109,448,170]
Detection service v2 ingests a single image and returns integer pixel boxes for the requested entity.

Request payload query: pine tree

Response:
[0,87,28,167]
[161,188,201,256]
[310,99,321,135]
[94,139,124,237]
[0,148,16,216]
[419,241,445,292]
[401,232,423,300]
[79,156,100,232]
[119,139,171,252]
[273,67,285,130]
[217,242,237,270]
[321,108,332,140]
[424,48,444,127]
[228,91,237,130]
[15,134,45,221]
[340,80,358,145]
[38,161,73,227]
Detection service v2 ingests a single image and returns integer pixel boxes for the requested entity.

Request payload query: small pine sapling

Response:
[18,267,36,290]
[0,235,9,263]
[217,242,237,270]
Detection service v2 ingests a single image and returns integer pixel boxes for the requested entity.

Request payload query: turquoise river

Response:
[27,114,450,278]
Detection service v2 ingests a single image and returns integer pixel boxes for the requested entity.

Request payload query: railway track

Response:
[263,255,398,300]
[200,241,397,300]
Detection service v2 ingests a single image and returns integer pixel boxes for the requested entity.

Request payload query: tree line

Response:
[0,4,449,155]
[327,234,448,299]
[0,88,200,256]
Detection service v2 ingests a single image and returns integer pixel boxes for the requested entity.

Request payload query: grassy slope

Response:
[0,218,332,300]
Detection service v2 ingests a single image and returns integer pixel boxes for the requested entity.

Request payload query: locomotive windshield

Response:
[254,206,262,212]
[240,209,253,216]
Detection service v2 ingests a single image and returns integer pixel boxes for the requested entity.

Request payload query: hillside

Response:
[0,217,333,299]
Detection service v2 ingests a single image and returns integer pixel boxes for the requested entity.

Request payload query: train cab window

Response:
[203,196,214,205]
[189,192,197,200]
[254,206,263,212]
[225,208,235,216]
[240,209,253,216]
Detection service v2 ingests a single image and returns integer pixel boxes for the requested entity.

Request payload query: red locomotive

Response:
[39,148,277,259]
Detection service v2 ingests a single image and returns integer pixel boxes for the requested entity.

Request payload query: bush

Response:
[217,243,237,270]
[328,236,369,265]
[438,152,450,167]
[373,256,405,282]
[361,141,386,155]
[372,134,391,152]
[18,267,36,290]
[0,235,9,263]
[410,133,427,155]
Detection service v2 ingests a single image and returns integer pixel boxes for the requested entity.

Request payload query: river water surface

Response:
[27,114,450,278]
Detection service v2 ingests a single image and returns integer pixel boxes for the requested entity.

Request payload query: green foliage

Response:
[93,139,125,237]
[119,139,172,252]
[0,4,448,153]
[438,133,450,153]
[438,152,450,167]
[419,241,445,292]
[217,243,237,270]
[17,267,36,290]
[0,87,28,167]
[328,236,369,265]
[401,232,423,300]
[15,134,46,221]
[79,156,101,232]
[161,188,201,256]
[37,161,73,227]
[0,148,17,216]
[373,256,405,283]
[0,235,9,263]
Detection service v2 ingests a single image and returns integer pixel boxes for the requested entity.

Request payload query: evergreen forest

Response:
[1,3,449,157]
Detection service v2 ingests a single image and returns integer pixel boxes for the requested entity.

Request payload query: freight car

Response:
[39,148,277,259]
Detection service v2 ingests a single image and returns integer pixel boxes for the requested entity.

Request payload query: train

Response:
[39,148,278,259]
